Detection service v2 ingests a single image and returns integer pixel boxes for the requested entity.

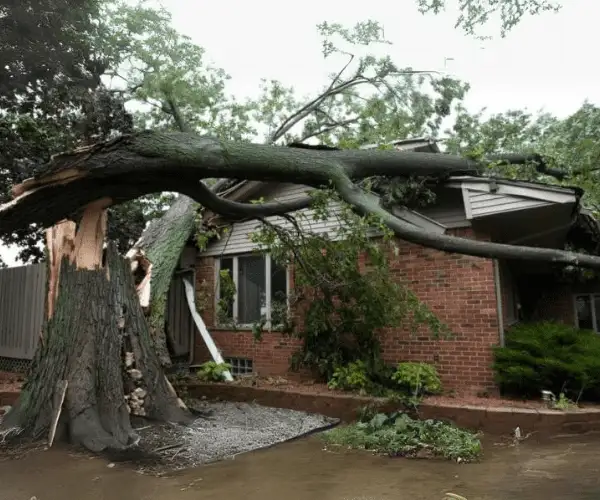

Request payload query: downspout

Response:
[493,260,505,347]
[180,271,233,382]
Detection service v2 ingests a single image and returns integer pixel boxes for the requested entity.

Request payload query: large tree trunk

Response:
[2,131,600,270]
[1,206,189,452]
[127,195,198,368]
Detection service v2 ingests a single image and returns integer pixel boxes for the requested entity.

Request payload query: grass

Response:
[322,412,482,463]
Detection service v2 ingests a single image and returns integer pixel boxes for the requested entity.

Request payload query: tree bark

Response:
[1,130,600,269]
[127,195,198,368]
[1,213,189,452]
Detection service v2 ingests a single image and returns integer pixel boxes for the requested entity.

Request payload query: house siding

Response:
[202,184,470,257]
[467,191,551,217]
[201,184,343,256]
[194,227,500,394]
[454,179,578,220]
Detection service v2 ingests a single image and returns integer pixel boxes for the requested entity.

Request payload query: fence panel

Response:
[0,263,46,361]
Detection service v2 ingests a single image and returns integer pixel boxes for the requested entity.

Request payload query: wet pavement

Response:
[1,433,600,500]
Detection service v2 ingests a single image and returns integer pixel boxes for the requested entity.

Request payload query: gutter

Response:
[447,175,584,197]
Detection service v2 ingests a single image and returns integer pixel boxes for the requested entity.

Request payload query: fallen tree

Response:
[2,130,600,268]
[2,130,600,452]
[1,199,189,451]
[126,194,198,368]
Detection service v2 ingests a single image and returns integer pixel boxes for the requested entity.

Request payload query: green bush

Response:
[493,321,600,399]
[328,360,372,393]
[322,412,481,462]
[197,361,232,382]
[391,362,443,397]
[251,189,447,382]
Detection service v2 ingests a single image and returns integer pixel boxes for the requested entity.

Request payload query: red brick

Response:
[193,228,501,392]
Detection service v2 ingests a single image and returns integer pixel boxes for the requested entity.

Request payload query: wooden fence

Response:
[0,263,46,362]
[0,259,194,371]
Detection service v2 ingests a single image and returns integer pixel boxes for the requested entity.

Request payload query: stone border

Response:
[4,383,600,436]
[182,382,600,436]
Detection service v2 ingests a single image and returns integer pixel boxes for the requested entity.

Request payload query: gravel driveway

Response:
[131,399,339,473]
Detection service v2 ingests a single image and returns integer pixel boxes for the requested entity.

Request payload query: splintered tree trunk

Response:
[127,195,197,368]
[1,202,189,452]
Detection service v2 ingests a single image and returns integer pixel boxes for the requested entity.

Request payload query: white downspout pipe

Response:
[181,272,233,382]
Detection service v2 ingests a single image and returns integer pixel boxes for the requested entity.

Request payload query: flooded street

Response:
[2,434,600,500]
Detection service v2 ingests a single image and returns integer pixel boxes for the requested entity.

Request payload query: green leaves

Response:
[416,0,561,37]
[102,1,255,140]
[316,20,391,57]
[444,102,600,216]
[240,19,471,146]
[493,321,600,399]
[323,412,482,462]
[196,361,232,382]
[251,189,448,380]
[328,361,372,393]
[391,362,443,397]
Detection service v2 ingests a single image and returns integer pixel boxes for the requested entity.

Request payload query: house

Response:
[175,138,600,394]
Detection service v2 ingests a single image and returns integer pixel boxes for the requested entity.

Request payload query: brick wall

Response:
[194,228,500,394]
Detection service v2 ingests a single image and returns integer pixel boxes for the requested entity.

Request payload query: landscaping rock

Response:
[131,399,339,474]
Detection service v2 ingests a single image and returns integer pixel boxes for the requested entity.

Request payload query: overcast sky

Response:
[1,0,597,266]
[163,0,597,118]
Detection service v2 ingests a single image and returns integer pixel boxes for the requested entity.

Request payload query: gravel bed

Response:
[0,399,339,474]
[127,399,338,474]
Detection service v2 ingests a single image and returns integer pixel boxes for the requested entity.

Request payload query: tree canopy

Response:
[418,0,561,37]
[0,0,136,262]
[444,102,600,214]
[0,0,574,267]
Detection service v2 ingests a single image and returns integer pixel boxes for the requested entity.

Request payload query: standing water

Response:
[1,434,600,500]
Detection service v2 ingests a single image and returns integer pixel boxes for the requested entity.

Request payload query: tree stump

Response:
[1,203,189,452]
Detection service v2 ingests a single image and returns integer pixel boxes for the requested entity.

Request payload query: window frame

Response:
[224,357,254,377]
[215,253,290,329]
[573,293,600,332]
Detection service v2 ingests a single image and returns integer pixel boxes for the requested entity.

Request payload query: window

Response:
[575,294,600,332]
[225,357,253,376]
[216,254,288,327]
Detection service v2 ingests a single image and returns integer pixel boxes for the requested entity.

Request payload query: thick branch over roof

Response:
[1,130,599,268]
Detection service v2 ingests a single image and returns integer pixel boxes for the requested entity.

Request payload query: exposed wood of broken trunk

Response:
[127,195,198,368]
[1,201,190,452]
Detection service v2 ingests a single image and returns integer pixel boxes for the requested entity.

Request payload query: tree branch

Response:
[269,78,366,144]
[297,117,359,143]
[189,181,312,219]
[3,130,600,269]
[331,172,598,267]
[487,153,572,181]
[164,96,191,133]
[268,49,438,144]
[268,54,359,143]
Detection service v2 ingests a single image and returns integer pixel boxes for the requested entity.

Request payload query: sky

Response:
[162,0,599,119]
[1,0,598,266]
